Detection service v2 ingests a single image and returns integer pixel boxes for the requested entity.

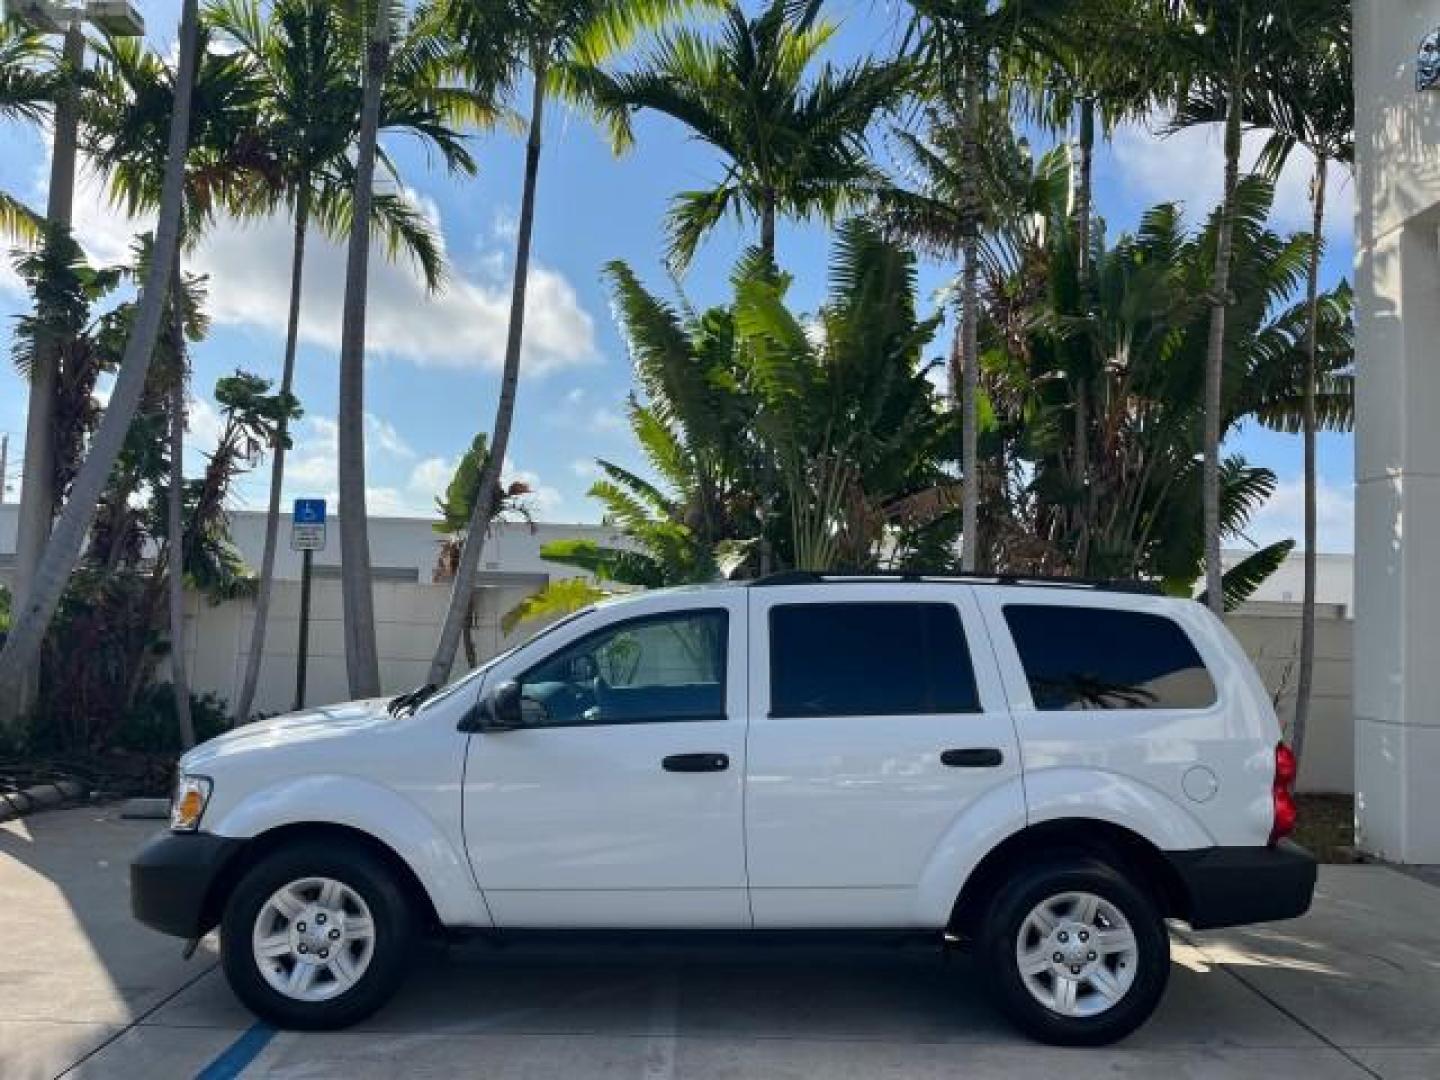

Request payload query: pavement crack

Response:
[53,961,220,1079]
[1187,937,1384,1080]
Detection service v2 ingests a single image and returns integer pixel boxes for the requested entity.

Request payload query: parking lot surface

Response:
[3,806,1438,1079]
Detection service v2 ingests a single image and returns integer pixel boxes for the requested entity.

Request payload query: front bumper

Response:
[1166,840,1317,930]
[131,831,244,939]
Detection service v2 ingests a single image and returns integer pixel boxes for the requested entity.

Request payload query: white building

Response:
[1353,3,1440,861]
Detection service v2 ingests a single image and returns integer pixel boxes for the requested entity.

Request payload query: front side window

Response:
[516,609,727,727]
[1002,604,1216,711]
[769,602,981,718]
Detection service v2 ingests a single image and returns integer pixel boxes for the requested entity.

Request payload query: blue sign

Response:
[294,498,326,525]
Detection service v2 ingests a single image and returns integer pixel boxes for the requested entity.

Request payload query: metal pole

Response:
[295,548,313,711]
[0,434,9,504]
[4,19,85,726]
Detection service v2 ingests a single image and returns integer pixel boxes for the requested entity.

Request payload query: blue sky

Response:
[0,0,1357,551]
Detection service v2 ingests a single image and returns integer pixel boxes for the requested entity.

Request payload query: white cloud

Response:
[570,458,601,479]
[367,413,415,460]
[1245,476,1354,554]
[279,411,423,504]
[1109,120,1355,245]
[491,206,519,243]
[408,455,456,498]
[588,406,627,433]
[185,393,224,455]
[64,164,599,374]
[502,456,565,519]
[0,260,22,297]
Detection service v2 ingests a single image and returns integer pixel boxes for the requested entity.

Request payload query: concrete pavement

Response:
[2,807,1437,1079]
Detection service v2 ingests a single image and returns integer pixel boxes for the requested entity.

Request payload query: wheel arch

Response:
[203,822,444,937]
[947,818,1193,936]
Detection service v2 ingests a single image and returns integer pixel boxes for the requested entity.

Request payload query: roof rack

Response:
[747,570,1163,595]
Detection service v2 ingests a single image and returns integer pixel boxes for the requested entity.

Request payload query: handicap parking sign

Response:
[294,498,326,525]
[291,498,327,551]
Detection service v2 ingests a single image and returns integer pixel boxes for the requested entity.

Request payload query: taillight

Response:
[1270,741,1298,844]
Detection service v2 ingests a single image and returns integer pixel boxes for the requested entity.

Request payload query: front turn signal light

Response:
[170,775,213,832]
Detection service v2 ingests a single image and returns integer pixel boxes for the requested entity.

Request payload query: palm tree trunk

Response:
[167,266,195,749]
[338,10,390,699]
[1202,78,1243,616]
[428,62,548,686]
[0,0,200,700]
[2,23,85,731]
[1072,95,1095,574]
[958,52,982,574]
[235,188,310,723]
[462,591,478,670]
[1293,155,1327,766]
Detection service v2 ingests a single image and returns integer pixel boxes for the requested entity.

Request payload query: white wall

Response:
[166,582,1356,794]
[174,577,550,717]
[1228,606,1353,794]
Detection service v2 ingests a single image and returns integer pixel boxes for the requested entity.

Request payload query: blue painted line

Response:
[195,1021,276,1079]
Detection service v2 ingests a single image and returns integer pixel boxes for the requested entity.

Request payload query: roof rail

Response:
[747,570,1163,595]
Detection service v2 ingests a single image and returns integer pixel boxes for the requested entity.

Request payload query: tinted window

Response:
[1003,605,1216,711]
[517,610,726,726]
[769,603,980,717]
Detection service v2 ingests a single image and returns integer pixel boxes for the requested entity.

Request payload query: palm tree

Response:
[548,221,954,579]
[335,0,392,698]
[1149,0,1344,613]
[981,175,1353,598]
[873,100,1064,571]
[902,0,1063,571]
[590,0,904,270]
[425,0,699,687]
[209,0,484,722]
[1247,5,1353,764]
[1007,0,1157,569]
[83,20,272,745]
[0,16,63,729]
[0,16,54,241]
[0,0,203,706]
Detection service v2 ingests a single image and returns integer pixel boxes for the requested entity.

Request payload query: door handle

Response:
[941,747,1003,768]
[662,753,730,773]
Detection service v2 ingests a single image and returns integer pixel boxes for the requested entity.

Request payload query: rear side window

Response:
[769,602,980,717]
[1002,605,1216,711]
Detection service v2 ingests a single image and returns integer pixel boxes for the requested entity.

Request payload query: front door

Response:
[462,593,750,928]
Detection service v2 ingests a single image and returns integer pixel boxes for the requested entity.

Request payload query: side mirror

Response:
[478,680,524,732]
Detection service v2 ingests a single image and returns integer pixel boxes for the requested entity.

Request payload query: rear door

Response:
[744,583,1023,927]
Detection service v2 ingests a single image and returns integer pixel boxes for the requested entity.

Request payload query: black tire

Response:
[220,839,415,1030]
[977,854,1170,1046]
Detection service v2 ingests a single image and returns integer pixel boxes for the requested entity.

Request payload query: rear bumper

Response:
[1166,840,1317,930]
[131,831,244,939]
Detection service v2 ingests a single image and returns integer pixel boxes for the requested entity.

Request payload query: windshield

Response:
[416,606,597,714]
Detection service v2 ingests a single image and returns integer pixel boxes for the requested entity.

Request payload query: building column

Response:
[1354,2,1440,862]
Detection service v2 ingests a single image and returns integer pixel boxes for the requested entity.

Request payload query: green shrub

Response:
[112,684,232,753]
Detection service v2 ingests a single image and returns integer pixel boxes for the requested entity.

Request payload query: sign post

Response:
[291,499,326,710]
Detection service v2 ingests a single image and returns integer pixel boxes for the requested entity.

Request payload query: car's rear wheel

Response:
[978,855,1169,1045]
[220,840,414,1029]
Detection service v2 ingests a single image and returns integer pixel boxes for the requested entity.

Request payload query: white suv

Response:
[132,573,1314,1045]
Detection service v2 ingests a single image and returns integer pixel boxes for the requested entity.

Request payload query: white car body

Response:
[173,579,1286,934]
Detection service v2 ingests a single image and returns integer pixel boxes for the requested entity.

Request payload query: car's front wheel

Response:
[978,855,1170,1045]
[220,839,414,1029]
